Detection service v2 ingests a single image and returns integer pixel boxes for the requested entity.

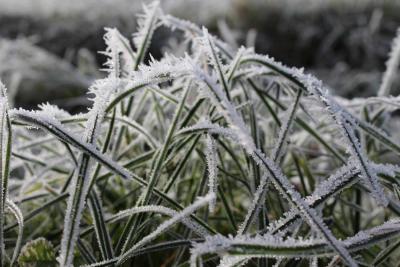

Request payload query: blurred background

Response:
[0,0,400,113]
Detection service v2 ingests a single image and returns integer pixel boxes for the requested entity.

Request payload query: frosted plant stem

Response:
[238,89,302,235]
[10,109,216,236]
[0,83,11,266]
[0,99,5,266]
[192,219,400,266]
[6,199,23,266]
[59,80,114,266]
[7,8,400,266]
[117,83,190,254]
[112,1,161,158]
[88,189,114,262]
[240,54,389,207]
[59,146,95,266]
[378,27,400,96]
[117,193,215,265]
[203,28,231,100]
[193,66,357,267]
[205,134,218,212]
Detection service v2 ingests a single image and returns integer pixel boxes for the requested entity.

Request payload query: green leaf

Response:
[18,238,57,267]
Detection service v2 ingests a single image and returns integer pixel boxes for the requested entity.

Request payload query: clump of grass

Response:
[1,1,400,266]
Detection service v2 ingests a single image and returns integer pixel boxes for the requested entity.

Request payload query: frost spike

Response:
[101,28,135,78]
[132,1,161,70]
[227,47,250,84]
[205,134,219,212]
[202,28,231,100]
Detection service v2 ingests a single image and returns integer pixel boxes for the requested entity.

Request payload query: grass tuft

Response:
[1,2,400,266]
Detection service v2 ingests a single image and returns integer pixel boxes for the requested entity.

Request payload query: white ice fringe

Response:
[190,234,326,267]
[205,134,218,212]
[334,95,400,110]
[124,54,193,89]
[38,103,71,120]
[271,90,301,162]
[192,219,400,266]
[237,172,269,235]
[202,27,229,95]
[132,1,162,67]
[101,27,135,78]
[226,46,253,83]
[218,256,251,267]
[108,205,209,237]
[0,82,9,267]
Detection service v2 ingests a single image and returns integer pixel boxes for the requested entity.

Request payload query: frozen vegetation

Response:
[0,1,400,266]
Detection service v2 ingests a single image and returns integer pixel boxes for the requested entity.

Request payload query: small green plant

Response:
[1,1,400,266]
